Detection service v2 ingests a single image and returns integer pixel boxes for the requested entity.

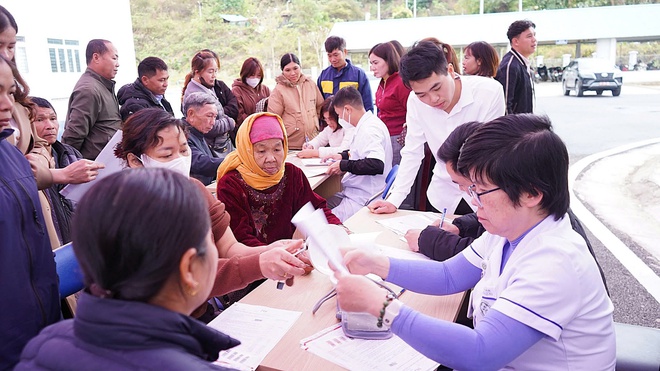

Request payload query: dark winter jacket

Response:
[419,213,484,262]
[45,141,83,244]
[213,80,239,121]
[117,78,174,121]
[186,121,223,186]
[0,129,60,370]
[317,59,373,112]
[495,48,534,114]
[16,293,240,370]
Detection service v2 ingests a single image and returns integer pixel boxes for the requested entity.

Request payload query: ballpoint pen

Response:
[276,243,308,290]
[440,208,447,228]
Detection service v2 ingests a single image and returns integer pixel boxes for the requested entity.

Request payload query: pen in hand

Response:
[276,244,308,290]
[439,208,447,228]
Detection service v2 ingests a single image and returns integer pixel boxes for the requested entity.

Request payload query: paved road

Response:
[535,81,660,328]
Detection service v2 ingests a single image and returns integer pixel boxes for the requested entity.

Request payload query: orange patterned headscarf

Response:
[216,112,288,190]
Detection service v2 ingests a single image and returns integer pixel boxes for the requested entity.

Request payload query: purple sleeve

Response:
[392,307,544,370]
[386,254,481,295]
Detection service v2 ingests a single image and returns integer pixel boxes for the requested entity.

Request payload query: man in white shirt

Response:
[369,41,505,215]
[324,87,392,222]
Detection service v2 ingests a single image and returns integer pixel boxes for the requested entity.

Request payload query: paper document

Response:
[60,130,125,203]
[208,303,301,371]
[301,158,332,166]
[301,324,439,371]
[375,213,442,236]
[301,166,328,178]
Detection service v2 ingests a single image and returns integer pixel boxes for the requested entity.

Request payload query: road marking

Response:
[569,138,660,304]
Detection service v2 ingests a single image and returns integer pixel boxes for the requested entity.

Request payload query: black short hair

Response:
[29,96,55,112]
[138,56,168,78]
[507,20,536,42]
[457,114,569,220]
[280,53,300,70]
[399,40,448,88]
[332,86,363,110]
[325,36,346,53]
[71,168,211,302]
[437,121,482,171]
[86,39,111,65]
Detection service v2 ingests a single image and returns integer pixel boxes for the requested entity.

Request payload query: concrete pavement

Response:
[571,138,660,327]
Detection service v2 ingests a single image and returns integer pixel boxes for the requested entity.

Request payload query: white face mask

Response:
[246,77,260,88]
[139,153,192,178]
[338,108,352,129]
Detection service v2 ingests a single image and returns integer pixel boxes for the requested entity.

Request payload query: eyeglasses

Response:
[467,184,501,208]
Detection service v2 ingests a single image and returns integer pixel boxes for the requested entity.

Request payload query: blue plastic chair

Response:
[53,243,85,298]
[365,164,399,206]
[382,164,399,200]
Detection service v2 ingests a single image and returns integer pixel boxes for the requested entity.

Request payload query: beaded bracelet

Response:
[377,293,396,328]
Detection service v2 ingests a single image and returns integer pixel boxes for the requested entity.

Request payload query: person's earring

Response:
[187,282,199,296]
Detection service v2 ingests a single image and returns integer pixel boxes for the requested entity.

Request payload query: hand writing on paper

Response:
[368,200,397,214]
[322,153,342,163]
[296,148,318,158]
[404,229,422,252]
[442,222,460,235]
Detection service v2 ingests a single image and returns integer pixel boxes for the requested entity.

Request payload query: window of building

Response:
[47,38,81,73]
[15,36,29,74]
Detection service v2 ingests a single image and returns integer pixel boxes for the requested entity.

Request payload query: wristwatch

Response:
[382,298,403,328]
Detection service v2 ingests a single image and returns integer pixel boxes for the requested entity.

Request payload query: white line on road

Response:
[569,138,660,304]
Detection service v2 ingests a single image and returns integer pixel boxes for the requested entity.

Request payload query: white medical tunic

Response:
[387,75,504,212]
[463,215,616,370]
[333,111,392,221]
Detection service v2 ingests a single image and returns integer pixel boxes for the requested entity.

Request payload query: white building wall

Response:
[3,0,137,117]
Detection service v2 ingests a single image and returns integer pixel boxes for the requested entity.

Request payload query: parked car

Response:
[562,58,623,97]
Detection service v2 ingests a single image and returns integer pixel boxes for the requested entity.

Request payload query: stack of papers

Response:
[301,324,439,370]
[208,303,301,371]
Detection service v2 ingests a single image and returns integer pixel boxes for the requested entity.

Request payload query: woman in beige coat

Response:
[268,53,323,150]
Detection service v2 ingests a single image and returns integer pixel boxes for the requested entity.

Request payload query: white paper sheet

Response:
[300,158,332,166]
[301,324,439,371]
[375,213,441,236]
[208,303,302,371]
[59,130,125,203]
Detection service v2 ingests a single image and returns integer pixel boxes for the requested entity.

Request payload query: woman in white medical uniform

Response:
[332,114,615,370]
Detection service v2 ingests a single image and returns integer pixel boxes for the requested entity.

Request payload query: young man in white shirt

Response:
[324,87,392,222]
[369,40,505,216]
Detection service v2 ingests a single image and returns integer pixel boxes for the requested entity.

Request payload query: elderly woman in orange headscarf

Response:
[216,112,341,247]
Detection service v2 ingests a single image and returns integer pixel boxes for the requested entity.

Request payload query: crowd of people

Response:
[1,3,616,368]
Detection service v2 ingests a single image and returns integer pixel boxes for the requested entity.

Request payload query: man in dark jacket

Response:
[495,20,537,114]
[1,56,61,368]
[317,36,373,112]
[183,92,225,185]
[62,39,122,159]
[117,56,173,121]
